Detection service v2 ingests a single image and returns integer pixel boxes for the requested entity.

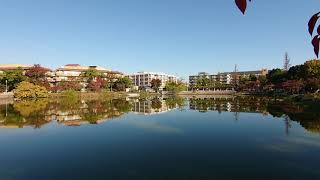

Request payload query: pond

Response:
[0,96,319,180]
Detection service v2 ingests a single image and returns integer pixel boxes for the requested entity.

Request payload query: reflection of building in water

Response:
[0,99,129,128]
[189,97,267,113]
[132,99,176,115]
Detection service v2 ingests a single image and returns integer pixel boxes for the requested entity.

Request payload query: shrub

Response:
[87,78,108,92]
[14,81,48,99]
[53,80,83,92]
[61,89,79,99]
[0,84,5,93]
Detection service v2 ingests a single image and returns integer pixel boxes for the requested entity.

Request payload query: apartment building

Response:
[54,64,124,83]
[0,64,124,89]
[131,99,177,115]
[130,72,177,91]
[0,64,34,75]
[189,69,268,88]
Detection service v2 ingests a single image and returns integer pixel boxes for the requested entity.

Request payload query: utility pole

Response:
[283,52,291,71]
[233,64,238,90]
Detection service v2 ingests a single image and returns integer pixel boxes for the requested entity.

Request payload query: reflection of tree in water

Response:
[189,96,269,113]
[0,104,25,128]
[267,102,320,134]
[190,97,320,134]
[0,99,50,128]
[151,98,162,110]
[80,99,132,124]
[0,98,132,128]
[164,97,185,109]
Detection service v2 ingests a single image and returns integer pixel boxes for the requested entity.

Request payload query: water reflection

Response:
[0,97,185,128]
[0,96,319,134]
[132,97,185,115]
[189,96,320,134]
[0,98,132,128]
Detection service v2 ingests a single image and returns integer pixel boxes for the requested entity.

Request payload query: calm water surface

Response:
[0,96,319,180]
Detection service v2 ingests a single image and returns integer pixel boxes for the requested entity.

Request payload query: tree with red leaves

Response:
[281,80,304,94]
[25,64,51,89]
[234,0,320,57]
[53,80,83,92]
[87,77,108,92]
[151,79,162,92]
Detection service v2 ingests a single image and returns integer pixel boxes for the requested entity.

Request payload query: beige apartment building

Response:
[0,64,124,89]
[189,69,268,89]
[0,64,34,75]
[53,64,123,83]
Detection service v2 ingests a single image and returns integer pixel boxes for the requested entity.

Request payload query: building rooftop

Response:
[0,64,33,70]
[56,64,111,72]
[132,71,176,77]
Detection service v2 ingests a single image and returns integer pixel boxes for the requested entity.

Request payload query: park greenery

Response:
[190,59,320,98]
[165,81,187,93]
[13,81,48,99]
[239,59,320,96]
[192,77,234,91]
[0,68,26,91]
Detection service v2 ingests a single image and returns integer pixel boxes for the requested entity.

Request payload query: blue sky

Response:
[0,0,319,78]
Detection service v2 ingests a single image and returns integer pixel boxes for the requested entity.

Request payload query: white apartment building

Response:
[130,72,177,91]
[131,99,177,115]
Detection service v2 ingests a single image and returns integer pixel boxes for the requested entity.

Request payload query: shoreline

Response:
[1,91,319,103]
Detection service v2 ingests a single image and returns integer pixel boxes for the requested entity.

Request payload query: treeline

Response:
[239,59,320,95]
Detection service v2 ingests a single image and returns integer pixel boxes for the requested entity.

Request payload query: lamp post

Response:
[5,80,7,94]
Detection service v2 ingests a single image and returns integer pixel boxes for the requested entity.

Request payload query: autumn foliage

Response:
[25,64,51,89]
[87,78,108,92]
[14,81,48,99]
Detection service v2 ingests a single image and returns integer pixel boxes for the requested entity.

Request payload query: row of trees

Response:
[150,79,187,93]
[240,59,320,94]
[189,59,320,95]
[192,77,234,91]
[164,80,187,93]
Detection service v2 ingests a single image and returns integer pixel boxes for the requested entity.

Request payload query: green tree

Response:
[267,68,287,85]
[113,77,132,91]
[195,77,210,90]
[304,59,320,79]
[0,68,26,91]
[287,64,306,80]
[249,74,257,81]
[165,81,187,93]
[81,69,102,81]
[258,75,267,86]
